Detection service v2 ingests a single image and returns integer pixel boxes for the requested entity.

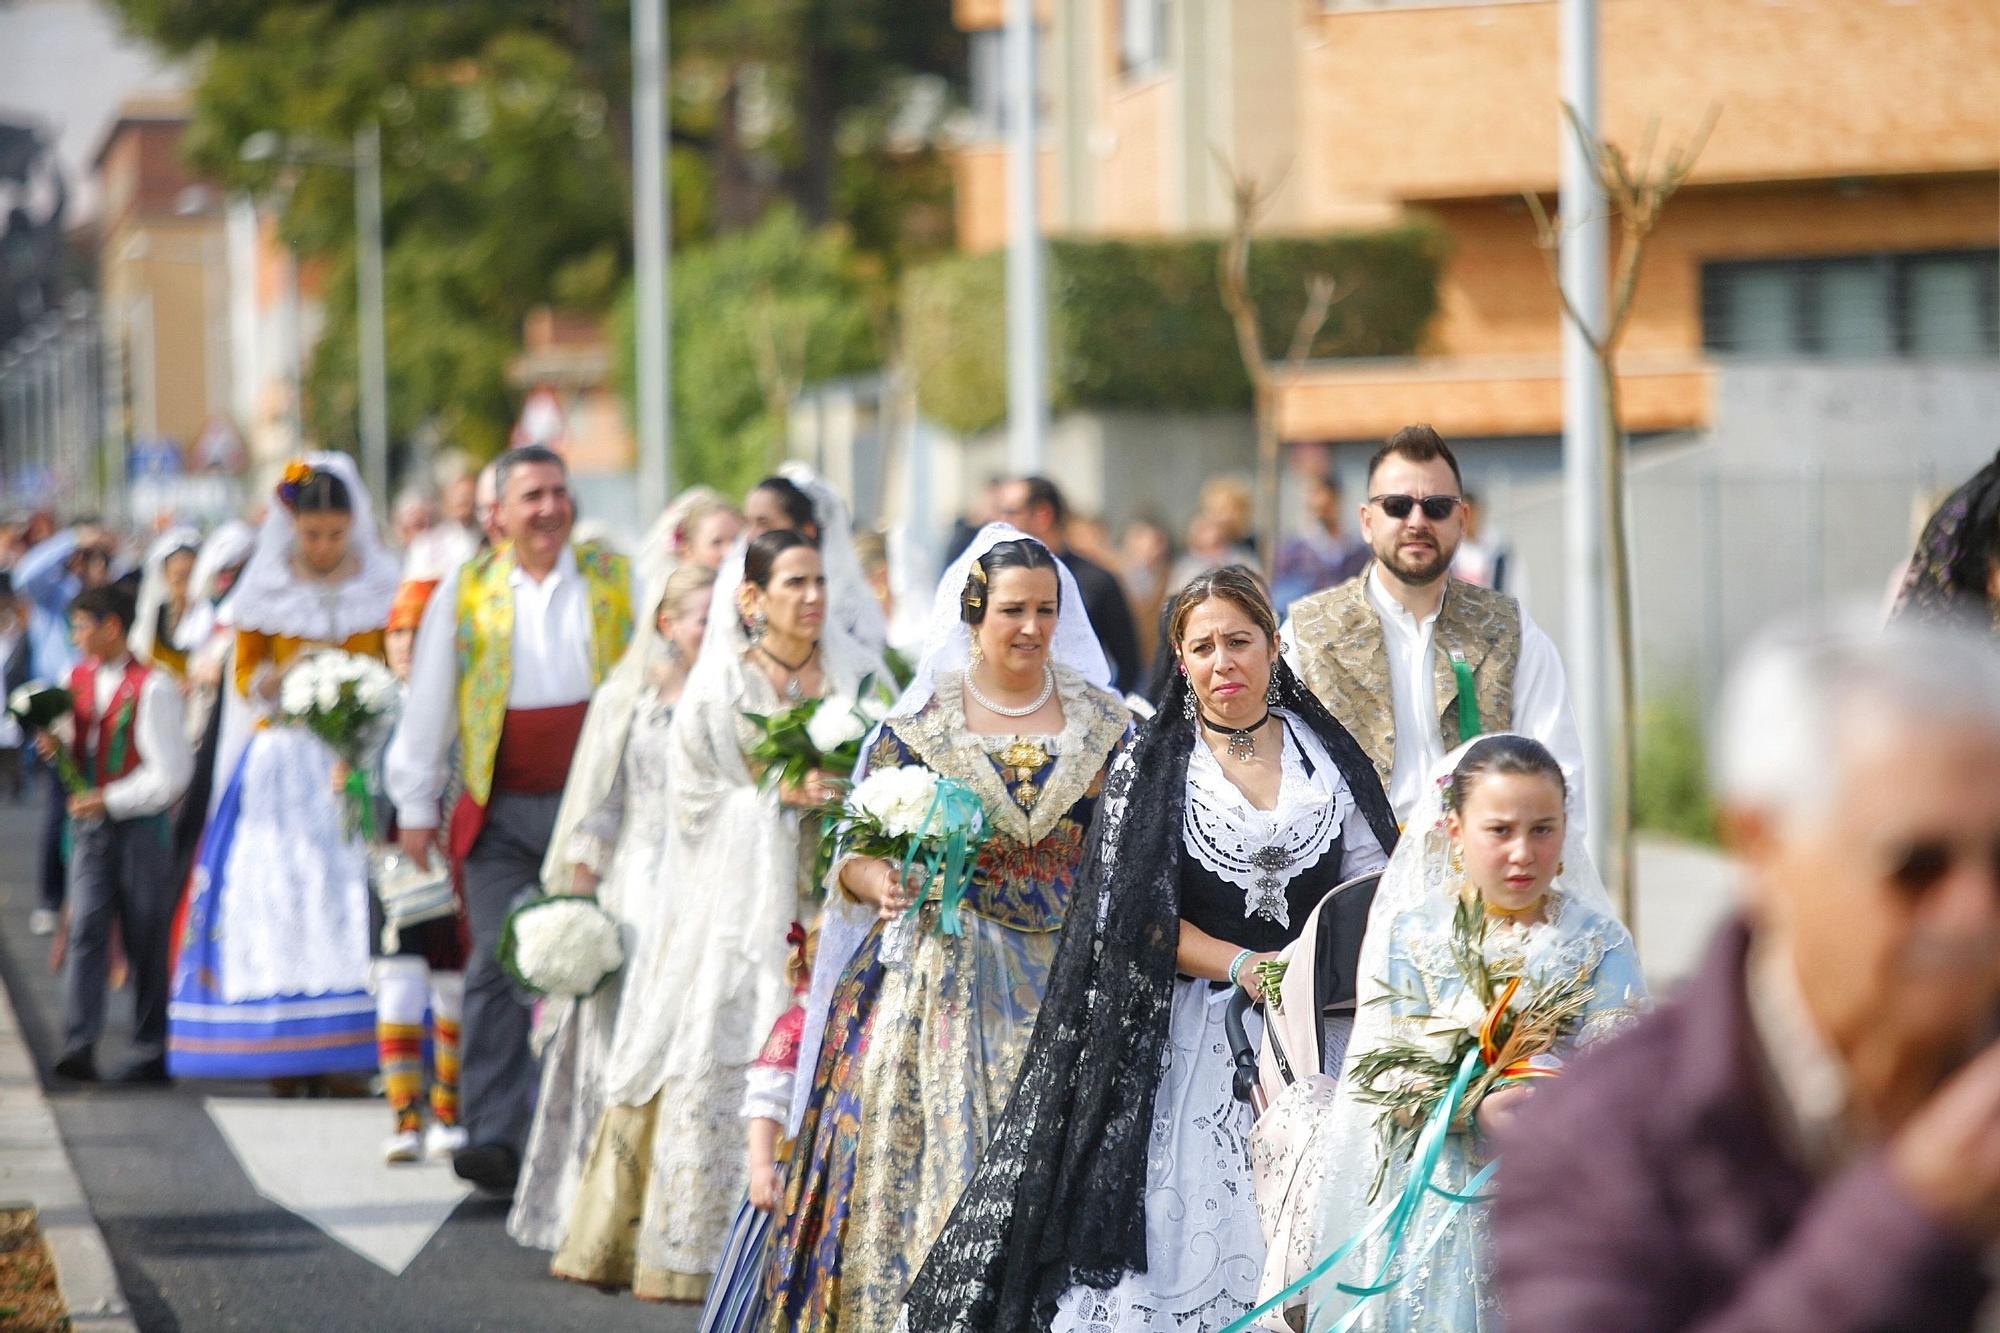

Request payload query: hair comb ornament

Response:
[964,561,988,609]
[276,460,315,513]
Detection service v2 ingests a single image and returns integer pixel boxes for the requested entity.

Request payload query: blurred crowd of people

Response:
[4,432,1999,1333]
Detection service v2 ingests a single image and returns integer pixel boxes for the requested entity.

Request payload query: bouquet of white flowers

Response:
[745,675,893,795]
[747,675,894,887]
[844,764,988,937]
[6,681,88,795]
[499,895,626,997]
[277,650,401,840]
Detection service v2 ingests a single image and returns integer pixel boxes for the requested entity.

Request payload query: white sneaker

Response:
[425,1122,469,1160]
[29,909,58,937]
[383,1129,422,1164]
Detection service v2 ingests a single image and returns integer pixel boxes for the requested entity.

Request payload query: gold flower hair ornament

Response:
[276,460,316,513]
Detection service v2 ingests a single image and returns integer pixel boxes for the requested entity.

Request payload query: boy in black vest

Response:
[45,584,192,1084]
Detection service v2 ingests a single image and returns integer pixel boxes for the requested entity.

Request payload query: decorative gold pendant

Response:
[997,739,1051,777]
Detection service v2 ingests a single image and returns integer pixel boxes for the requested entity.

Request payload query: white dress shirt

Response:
[386,545,627,829]
[74,655,193,819]
[1282,566,1586,829]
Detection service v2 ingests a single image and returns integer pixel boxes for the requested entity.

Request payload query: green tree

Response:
[617,206,885,498]
[112,0,959,464]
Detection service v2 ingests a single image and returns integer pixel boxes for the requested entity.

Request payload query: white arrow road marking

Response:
[206,1098,472,1275]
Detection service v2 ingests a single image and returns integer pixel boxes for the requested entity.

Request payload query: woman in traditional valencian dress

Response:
[760,527,1130,1333]
[553,528,882,1303]
[1302,735,1645,1331]
[129,527,200,679]
[510,490,725,1255]
[507,541,717,1259]
[899,566,1402,1333]
[167,454,401,1079]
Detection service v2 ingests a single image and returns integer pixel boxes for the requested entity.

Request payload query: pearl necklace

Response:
[966,663,1055,718]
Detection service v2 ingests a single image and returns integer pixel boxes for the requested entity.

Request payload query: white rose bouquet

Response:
[1345,885,1591,1200]
[745,674,893,797]
[747,675,894,886]
[499,895,625,997]
[843,764,988,937]
[277,650,401,841]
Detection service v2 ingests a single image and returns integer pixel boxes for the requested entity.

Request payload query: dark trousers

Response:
[37,760,68,912]
[62,815,175,1062]
[459,791,559,1154]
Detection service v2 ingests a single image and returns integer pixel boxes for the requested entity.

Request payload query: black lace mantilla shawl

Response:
[900,660,1400,1332]
[1893,449,2000,632]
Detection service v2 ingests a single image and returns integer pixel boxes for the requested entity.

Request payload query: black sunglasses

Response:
[1884,835,2000,899]
[1369,493,1462,522]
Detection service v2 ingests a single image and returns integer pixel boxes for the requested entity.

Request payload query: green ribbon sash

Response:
[1222,1049,1498,1333]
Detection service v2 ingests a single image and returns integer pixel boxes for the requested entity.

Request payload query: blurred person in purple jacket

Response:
[1494,618,2000,1331]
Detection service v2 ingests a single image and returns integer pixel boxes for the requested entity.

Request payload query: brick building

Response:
[946,0,2000,687]
[953,0,1998,446]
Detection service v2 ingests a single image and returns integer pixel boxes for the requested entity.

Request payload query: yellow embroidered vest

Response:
[455,541,633,805]
[1290,573,1521,796]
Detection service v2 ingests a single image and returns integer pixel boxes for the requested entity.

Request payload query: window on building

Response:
[1121,0,1170,76]
[1702,250,1999,359]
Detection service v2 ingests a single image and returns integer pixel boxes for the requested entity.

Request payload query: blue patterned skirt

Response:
[166,747,376,1078]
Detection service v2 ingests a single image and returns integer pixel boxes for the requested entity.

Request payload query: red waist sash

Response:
[449,701,590,874]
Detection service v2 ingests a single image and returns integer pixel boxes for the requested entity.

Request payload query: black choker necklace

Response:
[1200,709,1271,761]
[758,640,818,700]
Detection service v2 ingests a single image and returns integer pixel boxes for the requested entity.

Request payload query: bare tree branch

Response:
[1283,274,1340,371]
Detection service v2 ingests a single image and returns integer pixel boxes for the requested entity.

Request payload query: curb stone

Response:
[0,957,137,1332]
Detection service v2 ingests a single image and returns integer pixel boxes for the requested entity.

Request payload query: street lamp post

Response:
[1004,0,1049,475]
[1559,0,1611,868]
[353,123,391,510]
[632,0,673,516]
[242,126,391,506]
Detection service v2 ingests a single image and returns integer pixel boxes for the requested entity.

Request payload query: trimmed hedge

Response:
[904,224,1447,436]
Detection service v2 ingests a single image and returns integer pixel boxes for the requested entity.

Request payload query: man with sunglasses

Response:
[1495,620,2000,1331]
[1281,424,1582,824]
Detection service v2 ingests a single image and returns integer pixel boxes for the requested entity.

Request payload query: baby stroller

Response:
[1223,870,1381,1332]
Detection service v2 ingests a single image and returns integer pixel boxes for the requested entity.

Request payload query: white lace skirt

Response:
[215,727,373,1003]
[1050,977,1267,1333]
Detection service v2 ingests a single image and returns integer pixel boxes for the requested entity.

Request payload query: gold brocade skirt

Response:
[834,908,1059,1332]
[552,1068,749,1303]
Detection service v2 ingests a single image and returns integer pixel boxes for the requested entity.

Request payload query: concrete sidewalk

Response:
[0,951,137,1332]
[1634,833,1738,987]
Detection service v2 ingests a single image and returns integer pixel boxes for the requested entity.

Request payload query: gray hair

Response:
[1713,615,2000,825]
[492,444,566,501]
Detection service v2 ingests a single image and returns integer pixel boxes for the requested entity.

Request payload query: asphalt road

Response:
[0,798,698,1333]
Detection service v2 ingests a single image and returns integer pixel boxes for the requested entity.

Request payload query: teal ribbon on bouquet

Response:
[343,764,379,843]
[1221,1049,1498,1333]
[898,776,986,937]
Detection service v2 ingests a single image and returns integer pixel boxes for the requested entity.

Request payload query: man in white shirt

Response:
[1281,425,1585,826]
[386,445,635,1191]
[48,583,193,1085]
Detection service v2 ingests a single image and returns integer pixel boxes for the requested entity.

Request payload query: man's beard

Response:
[1378,537,1453,585]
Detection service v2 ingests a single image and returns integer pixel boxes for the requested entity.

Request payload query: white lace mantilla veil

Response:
[778,461,889,658]
[1303,734,1632,1330]
[787,521,1112,1131]
[600,531,887,1108]
[209,452,401,802]
[540,486,722,891]
[218,450,400,641]
[129,525,201,664]
[174,520,256,653]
